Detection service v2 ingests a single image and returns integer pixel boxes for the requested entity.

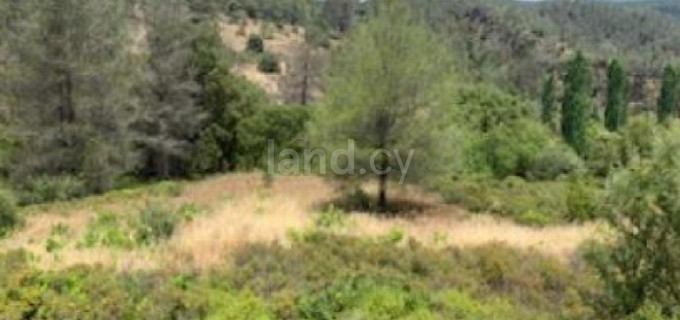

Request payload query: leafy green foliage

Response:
[439,177,573,226]
[483,119,580,179]
[311,1,455,211]
[237,105,310,169]
[17,175,86,205]
[586,130,680,317]
[0,234,593,319]
[80,202,195,249]
[134,202,182,246]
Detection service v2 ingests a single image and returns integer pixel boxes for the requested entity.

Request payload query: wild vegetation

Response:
[2,0,680,319]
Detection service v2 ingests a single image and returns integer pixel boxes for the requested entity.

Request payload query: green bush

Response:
[246,34,265,53]
[297,276,432,320]
[0,189,17,237]
[565,177,601,222]
[80,211,135,249]
[207,290,274,320]
[81,202,193,248]
[585,132,680,317]
[438,177,569,225]
[191,124,225,174]
[237,105,310,168]
[483,119,579,180]
[18,175,86,205]
[258,52,280,73]
[134,202,181,245]
[527,144,583,180]
[586,127,625,177]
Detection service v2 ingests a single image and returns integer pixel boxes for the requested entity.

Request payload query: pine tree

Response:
[541,73,556,129]
[190,23,263,172]
[311,0,454,213]
[604,59,629,131]
[132,0,203,178]
[658,65,678,123]
[4,0,134,193]
[561,51,592,157]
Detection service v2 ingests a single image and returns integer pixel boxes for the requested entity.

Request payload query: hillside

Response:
[3,0,680,318]
[418,0,680,108]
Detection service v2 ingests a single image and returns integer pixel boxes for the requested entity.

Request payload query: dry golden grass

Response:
[0,173,601,271]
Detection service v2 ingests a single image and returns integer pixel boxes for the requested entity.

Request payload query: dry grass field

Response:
[0,173,600,272]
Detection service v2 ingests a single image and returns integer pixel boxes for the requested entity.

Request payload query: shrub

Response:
[437,177,568,225]
[0,234,591,319]
[586,134,680,317]
[565,177,601,222]
[297,276,432,320]
[149,181,184,197]
[622,115,657,161]
[134,202,181,245]
[484,119,577,180]
[80,211,134,249]
[258,52,280,73]
[17,175,86,204]
[207,290,274,320]
[527,144,583,180]
[81,202,193,248]
[0,189,17,237]
[315,205,346,229]
[586,127,625,176]
[246,34,264,53]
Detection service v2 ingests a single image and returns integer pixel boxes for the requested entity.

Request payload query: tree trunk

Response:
[377,151,389,213]
[300,47,310,106]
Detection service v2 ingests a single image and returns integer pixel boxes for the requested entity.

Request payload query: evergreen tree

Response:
[657,65,678,123]
[561,51,592,157]
[541,73,556,129]
[190,22,263,172]
[3,0,134,193]
[132,0,203,178]
[604,59,629,131]
[311,0,454,212]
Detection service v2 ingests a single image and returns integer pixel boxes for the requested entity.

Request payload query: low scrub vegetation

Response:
[0,233,596,319]
[437,176,601,226]
[79,202,200,249]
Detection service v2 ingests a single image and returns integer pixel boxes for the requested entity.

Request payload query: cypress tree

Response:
[561,51,592,157]
[604,59,629,131]
[658,65,678,123]
[541,73,556,130]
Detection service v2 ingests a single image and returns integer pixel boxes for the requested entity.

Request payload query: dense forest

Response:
[2,0,680,319]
